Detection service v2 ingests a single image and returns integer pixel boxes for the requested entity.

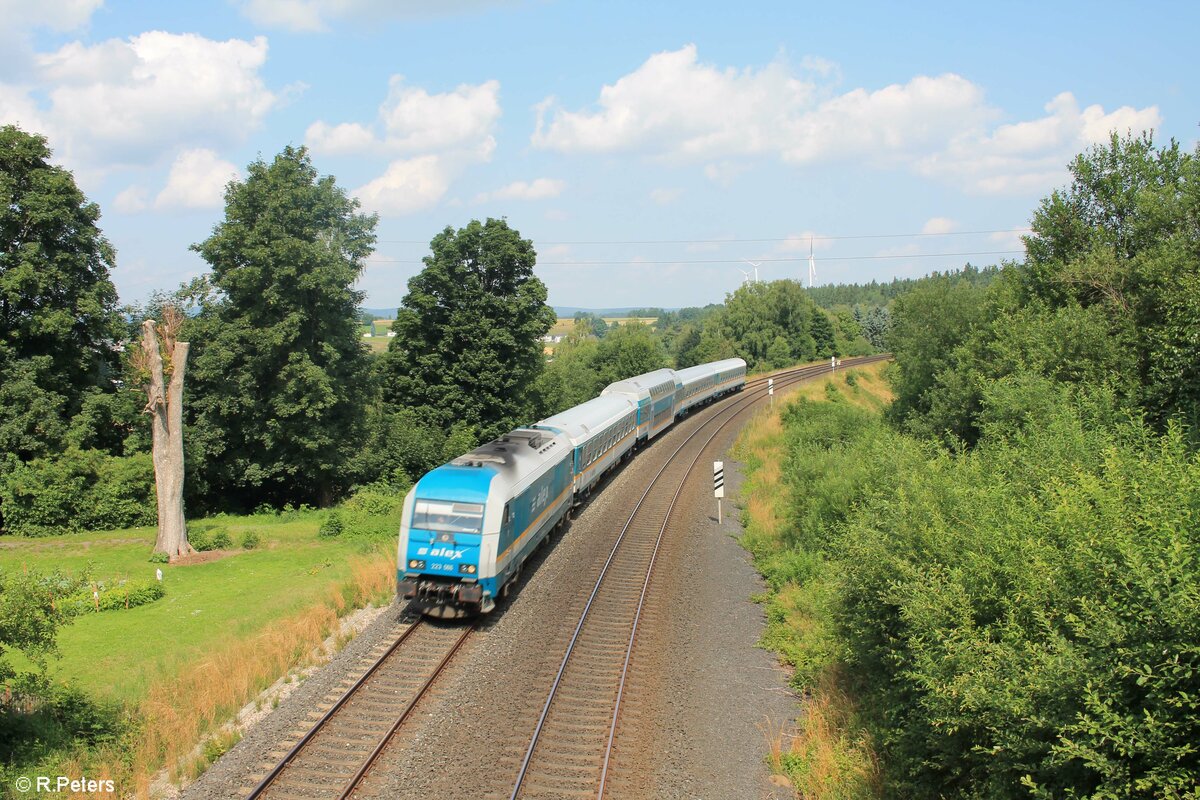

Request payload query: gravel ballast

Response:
[184,381,806,799]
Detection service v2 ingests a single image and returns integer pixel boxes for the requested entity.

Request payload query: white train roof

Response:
[534,394,636,446]
[601,367,681,399]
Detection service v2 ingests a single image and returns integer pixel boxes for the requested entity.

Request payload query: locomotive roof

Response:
[451,429,562,469]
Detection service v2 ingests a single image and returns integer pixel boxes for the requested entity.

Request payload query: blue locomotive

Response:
[397,357,747,617]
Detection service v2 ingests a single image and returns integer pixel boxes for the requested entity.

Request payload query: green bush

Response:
[209,530,232,549]
[148,551,169,564]
[342,486,401,516]
[0,449,155,536]
[59,579,165,615]
[810,407,1200,798]
[241,530,261,549]
[318,511,343,538]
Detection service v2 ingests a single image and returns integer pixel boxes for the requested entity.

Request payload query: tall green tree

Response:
[590,322,668,386]
[710,280,818,369]
[0,126,123,463]
[381,218,556,440]
[187,146,376,509]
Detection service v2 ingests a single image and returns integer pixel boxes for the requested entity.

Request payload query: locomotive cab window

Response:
[414,500,484,534]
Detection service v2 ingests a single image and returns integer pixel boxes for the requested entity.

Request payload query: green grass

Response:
[0,511,396,703]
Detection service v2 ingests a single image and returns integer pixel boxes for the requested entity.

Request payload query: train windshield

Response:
[413,500,485,534]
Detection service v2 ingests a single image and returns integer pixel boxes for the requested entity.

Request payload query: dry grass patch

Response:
[734,364,890,799]
[88,546,395,796]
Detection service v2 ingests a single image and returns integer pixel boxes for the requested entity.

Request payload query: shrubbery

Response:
[0,450,155,536]
[317,512,344,538]
[58,580,165,615]
[768,397,1200,798]
[187,524,240,551]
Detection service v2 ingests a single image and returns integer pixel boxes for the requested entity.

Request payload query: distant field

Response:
[547,316,658,338]
[361,318,394,353]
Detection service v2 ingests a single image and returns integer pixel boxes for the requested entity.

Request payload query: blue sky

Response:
[2,0,1195,310]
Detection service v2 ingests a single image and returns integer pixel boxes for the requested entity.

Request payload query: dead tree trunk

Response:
[143,318,193,560]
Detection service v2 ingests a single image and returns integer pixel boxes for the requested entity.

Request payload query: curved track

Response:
[247,356,886,800]
[509,355,887,799]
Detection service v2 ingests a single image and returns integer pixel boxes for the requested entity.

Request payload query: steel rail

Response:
[337,624,473,799]
[247,618,428,799]
[596,354,888,795]
[510,354,886,798]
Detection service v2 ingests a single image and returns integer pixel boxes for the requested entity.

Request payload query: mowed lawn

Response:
[0,514,397,703]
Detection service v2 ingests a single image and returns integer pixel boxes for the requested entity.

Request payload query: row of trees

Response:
[0,129,558,527]
[2,123,885,532]
[769,132,1200,798]
[2,125,883,534]
[889,132,1200,446]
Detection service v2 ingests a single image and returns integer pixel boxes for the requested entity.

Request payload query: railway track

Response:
[246,619,471,800]
[244,355,886,800]
[509,355,887,799]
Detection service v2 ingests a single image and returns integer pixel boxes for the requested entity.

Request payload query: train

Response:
[396,357,747,618]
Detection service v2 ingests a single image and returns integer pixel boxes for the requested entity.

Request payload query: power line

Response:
[365,249,1024,266]
[372,228,1031,246]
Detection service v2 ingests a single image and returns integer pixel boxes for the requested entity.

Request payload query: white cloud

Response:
[237,0,512,32]
[353,155,451,215]
[532,45,1159,196]
[113,185,149,213]
[306,76,501,156]
[474,178,565,203]
[533,45,812,157]
[154,149,240,210]
[318,76,502,217]
[303,121,377,154]
[703,161,748,187]
[917,92,1162,194]
[0,32,278,174]
[0,0,103,31]
[921,217,957,235]
[649,187,682,205]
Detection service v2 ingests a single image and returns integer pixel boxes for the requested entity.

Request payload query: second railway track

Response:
[242,356,886,800]
[508,355,887,799]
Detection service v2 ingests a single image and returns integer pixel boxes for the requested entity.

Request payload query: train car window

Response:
[414,500,484,534]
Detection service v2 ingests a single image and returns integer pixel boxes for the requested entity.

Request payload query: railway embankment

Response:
[734,358,1200,799]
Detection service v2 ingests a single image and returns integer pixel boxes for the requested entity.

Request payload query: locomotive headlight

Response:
[459,563,477,574]
[408,559,426,569]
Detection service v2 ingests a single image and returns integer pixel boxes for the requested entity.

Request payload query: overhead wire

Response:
[371,227,1031,246]
[365,249,1025,266]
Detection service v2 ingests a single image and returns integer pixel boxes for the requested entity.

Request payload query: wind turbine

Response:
[735,266,752,287]
[807,236,816,288]
[740,259,761,284]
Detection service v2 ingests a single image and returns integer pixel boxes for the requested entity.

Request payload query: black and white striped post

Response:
[768,377,774,406]
[714,460,725,524]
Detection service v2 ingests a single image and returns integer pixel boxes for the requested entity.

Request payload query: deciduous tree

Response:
[187,146,376,509]
[381,218,555,440]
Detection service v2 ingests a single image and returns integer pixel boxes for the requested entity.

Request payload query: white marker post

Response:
[831,355,836,371]
[714,460,725,524]
[768,377,774,406]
